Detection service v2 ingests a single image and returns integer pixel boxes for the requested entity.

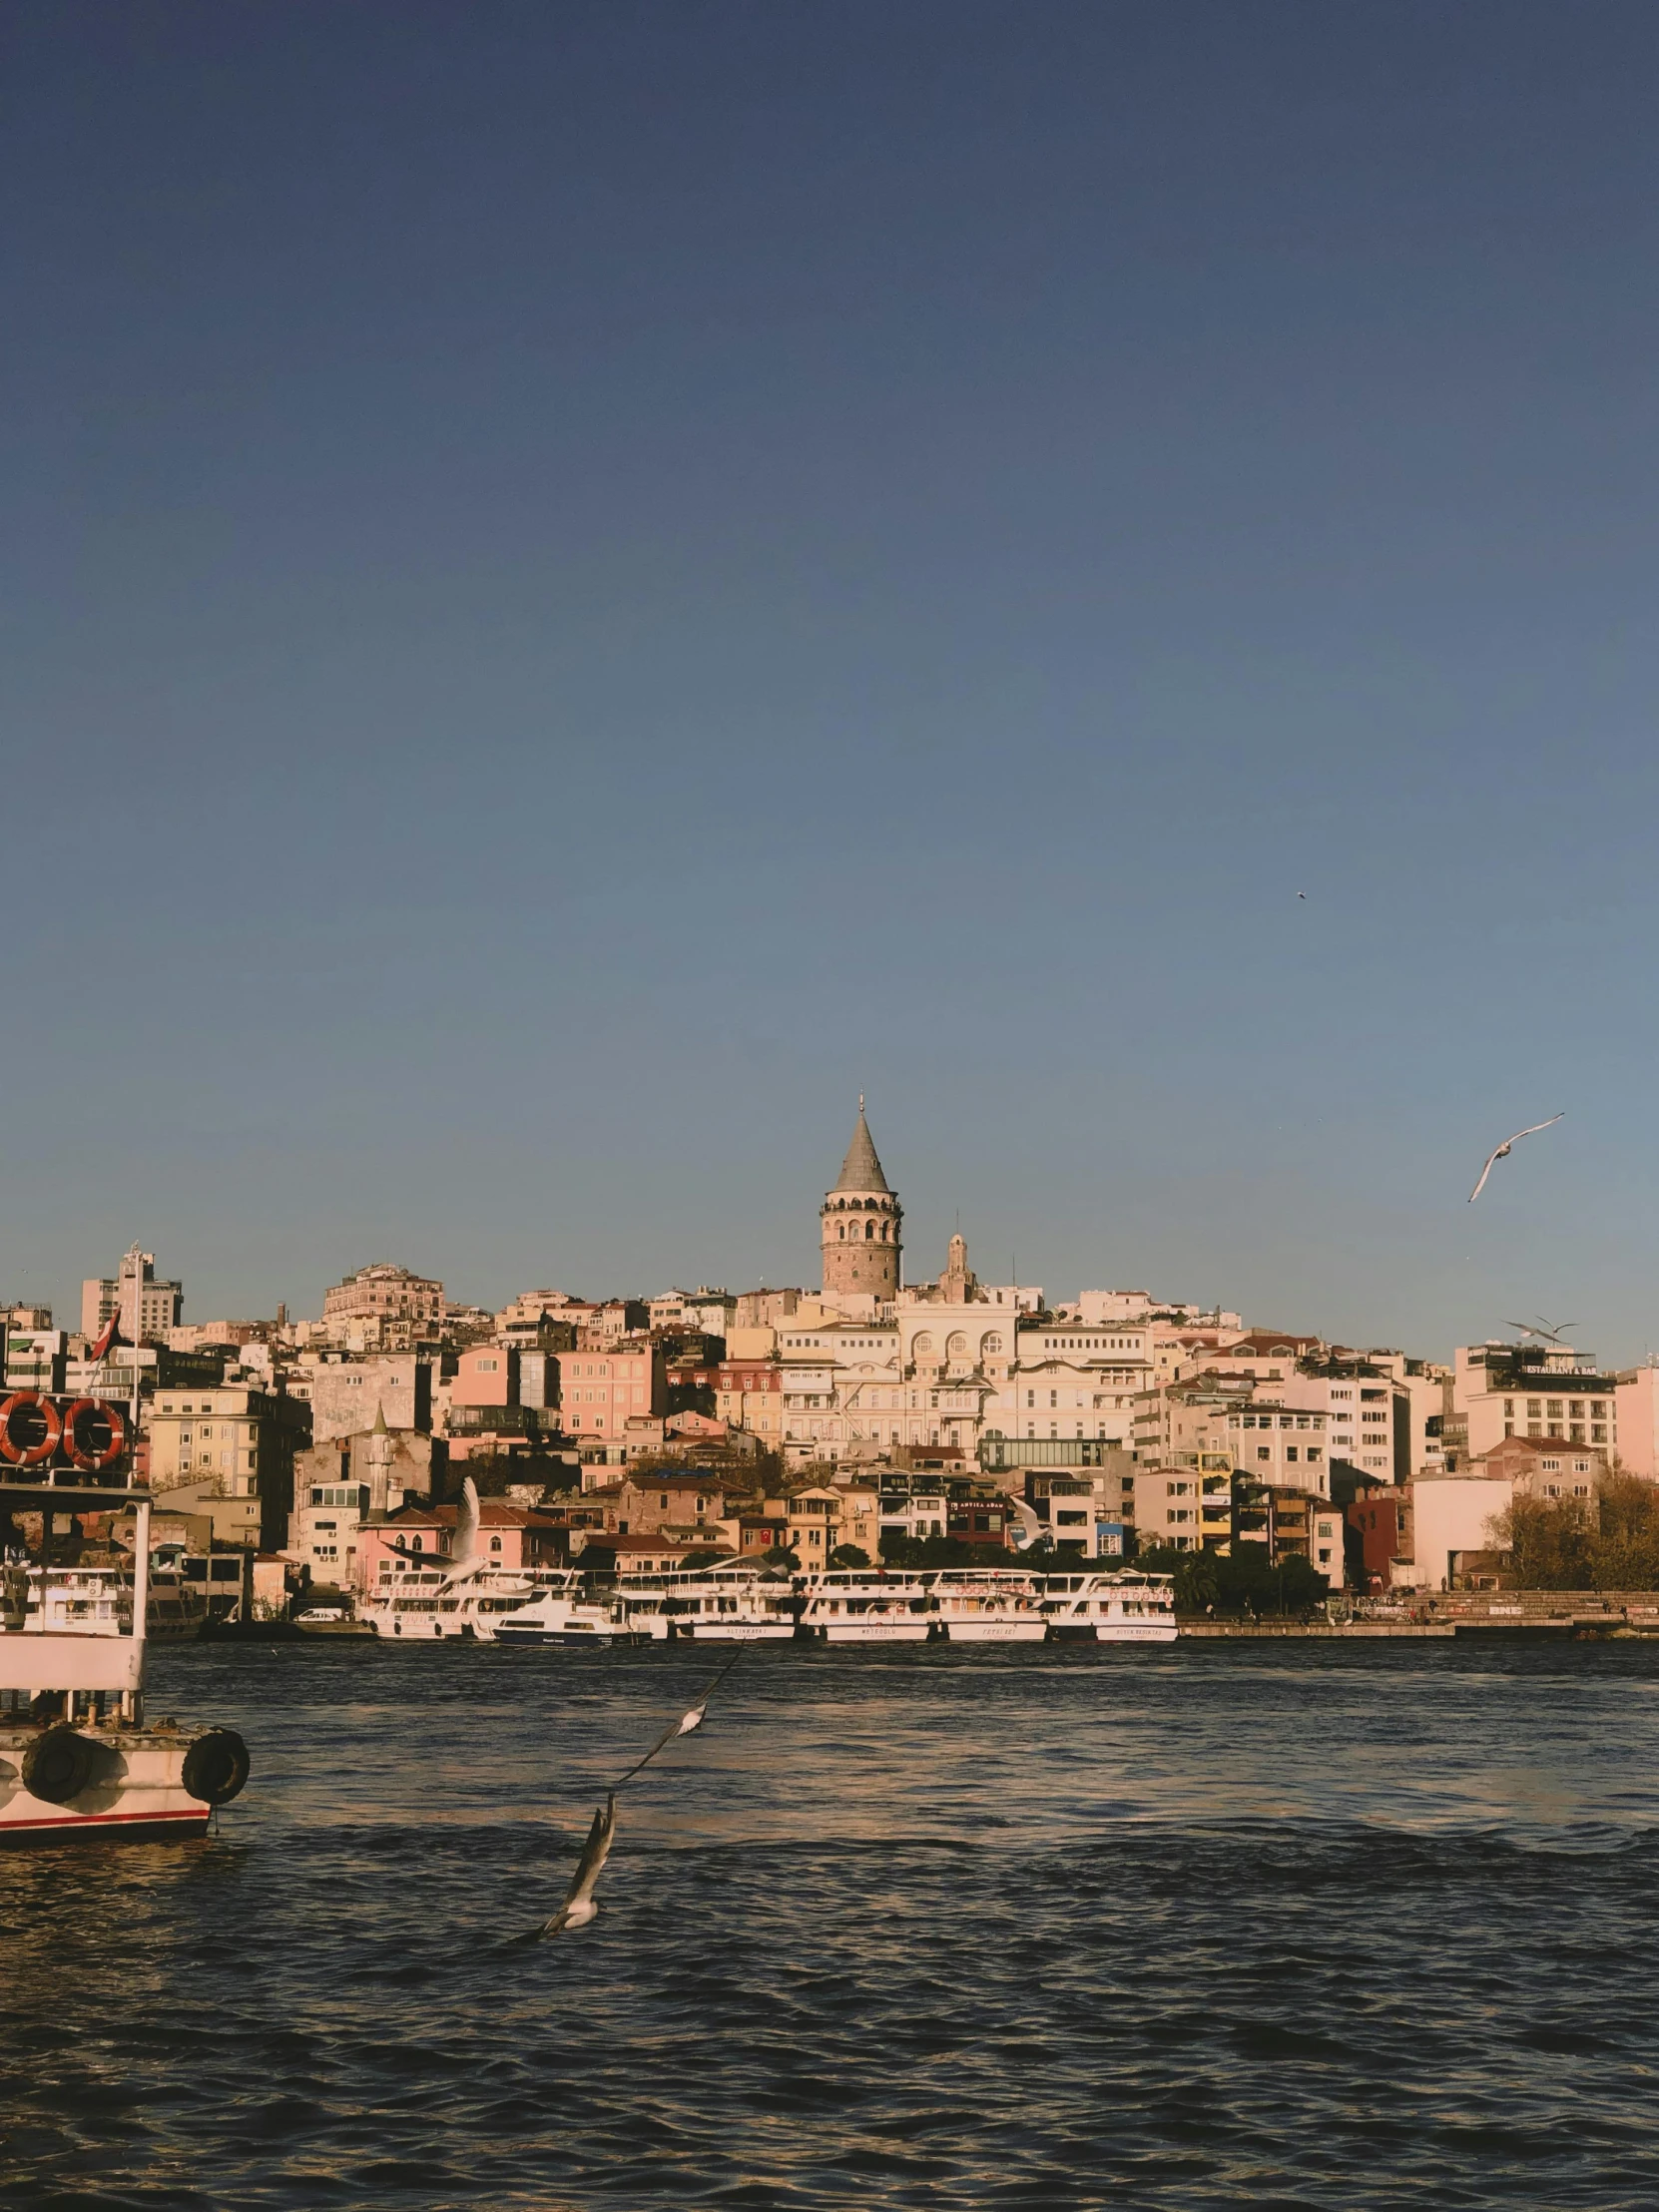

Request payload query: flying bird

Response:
[535,1794,616,1938]
[1469,1114,1564,1203]
[526,1652,744,1943]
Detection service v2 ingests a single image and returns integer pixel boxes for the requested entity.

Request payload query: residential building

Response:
[1615,1363,1659,1477]
[356,1496,575,1590]
[1393,1474,1517,1592]
[320,1263,443,1350]
[733,1287,801,1329]
[1454,1341,1618,1458]
[581,1300,651,1344]
[147,1383,308,1551]
[1350,1485,1412,1588]
[1133,1467,1210,1552]
[288,1406,441,1585]
[81,1246,184,1345]
[715,1359,785,1445]
[308,1355,433,1441]
[558,1341,667,1447]
[1025,1470,1129,1558]
[4,1329,66,1392]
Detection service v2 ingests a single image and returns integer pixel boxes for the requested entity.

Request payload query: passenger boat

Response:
[617,1565,799,1641]
[1036,1570,1178,1642]
[20,1561,207,1642]
[920,1569,1046,1643]
[800,1570,931,1642]
[362,1563,577,1641]
[490,1585,645,1647]
[2,1472,251,1846]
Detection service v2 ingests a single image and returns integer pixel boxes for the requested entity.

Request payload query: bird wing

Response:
[1511,1114,1565,1142]
[1469,1146,1505,1202]
[611,1648,746,1789]
[444,1474,482,1580]
[563,1793,616,1908]
[1469,1114,1563,1202]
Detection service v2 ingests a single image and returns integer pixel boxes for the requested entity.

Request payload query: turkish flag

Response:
[90,1311,125,1360]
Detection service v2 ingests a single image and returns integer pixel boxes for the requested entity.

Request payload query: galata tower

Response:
[821,1098,902,1300]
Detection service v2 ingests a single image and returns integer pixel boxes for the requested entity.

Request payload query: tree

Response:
[762,1544,800,1571]
[878,1532,996,1570]
[829,1544,870,1569]
[1490,1470,1659,1591]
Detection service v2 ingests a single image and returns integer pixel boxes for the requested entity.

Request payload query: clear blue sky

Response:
[4,1,1656,1360]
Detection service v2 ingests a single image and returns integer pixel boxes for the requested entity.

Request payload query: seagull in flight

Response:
[529,1651,745,1941]
[1469,1114,1564,1203]
[536,1795,616,1938]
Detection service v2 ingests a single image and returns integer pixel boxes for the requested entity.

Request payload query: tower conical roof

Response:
[831,1102,890,1195]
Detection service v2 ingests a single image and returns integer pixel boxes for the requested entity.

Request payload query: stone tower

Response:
[821,1099,902,1302]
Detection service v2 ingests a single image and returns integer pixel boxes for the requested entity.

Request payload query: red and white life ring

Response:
[61,1398,126,1472]
[0,1391,63,1465]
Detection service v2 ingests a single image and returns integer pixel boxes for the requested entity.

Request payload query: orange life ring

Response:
[0,1391,63,1465]
[61,1398,126,1472]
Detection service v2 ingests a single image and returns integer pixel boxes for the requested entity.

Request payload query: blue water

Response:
[5,1640,1659,2208]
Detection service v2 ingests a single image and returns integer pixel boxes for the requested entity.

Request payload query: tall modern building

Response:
[820,1101,902,1302]
[81,1247,184,1345]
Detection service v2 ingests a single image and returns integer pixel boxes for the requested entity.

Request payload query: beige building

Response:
[82,1246,184,1345]
[307,1355,433,1442]
[320,1263,443,1350]
[148,1383,307,1550]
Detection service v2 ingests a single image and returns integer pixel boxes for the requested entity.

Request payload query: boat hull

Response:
[932,1618,1046,1643]
[819,1620,930,1643]
[0,1729,218,1848]
[672,1621,797,1641]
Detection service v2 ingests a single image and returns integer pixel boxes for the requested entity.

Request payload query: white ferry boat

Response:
[920,1569,1046,1643]
[617,1565,799,1642]
[363,1563,577,1641]
[1036,1569,1178,1642]
[491,1585,645,1647]
[2,1477,251,1846]
[20,1561,207,1642]
[800,1570,931,1642]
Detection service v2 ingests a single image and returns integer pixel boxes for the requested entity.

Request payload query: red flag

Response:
[90,1311,125,1360]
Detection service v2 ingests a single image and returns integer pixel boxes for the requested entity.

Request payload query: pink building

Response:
[558,1341,666,1442]
[357,1496,571,1590]
[452,1346,518,1407]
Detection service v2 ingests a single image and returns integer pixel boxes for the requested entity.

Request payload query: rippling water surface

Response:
[6,1640,1659,2208]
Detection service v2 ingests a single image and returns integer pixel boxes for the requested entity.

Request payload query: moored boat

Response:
[2,1469,251,1846]
[617,1565,799,1641]
[920,1568,1046,1642]
[800,1570,930,1642]
[1036,1569,1178,1642]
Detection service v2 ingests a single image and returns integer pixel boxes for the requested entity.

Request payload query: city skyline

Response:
[4,4,1657,1360]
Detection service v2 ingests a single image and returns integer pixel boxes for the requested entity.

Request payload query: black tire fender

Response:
[22,1724,96,1806]
[181,1727,251,1807]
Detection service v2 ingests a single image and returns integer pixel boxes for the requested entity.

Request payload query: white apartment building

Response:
[1454,1343,1618,1458]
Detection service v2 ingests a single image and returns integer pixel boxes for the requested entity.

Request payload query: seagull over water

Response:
[537,1795,616,1937]
[1468,1114,1564,1203]
[531,1652,744,1941]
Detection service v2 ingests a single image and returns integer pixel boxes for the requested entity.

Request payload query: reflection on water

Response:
[5,1641,1659,2207]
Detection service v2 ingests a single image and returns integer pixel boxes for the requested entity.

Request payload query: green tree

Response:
[829,1543,870,1569]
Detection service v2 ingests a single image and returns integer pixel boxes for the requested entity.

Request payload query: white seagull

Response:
[528,1652,744,1942]
[1468,1114,1564,1203]
[536,1794,617,1938]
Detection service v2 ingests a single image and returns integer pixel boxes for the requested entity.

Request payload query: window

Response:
[1257,1446,1271,1461]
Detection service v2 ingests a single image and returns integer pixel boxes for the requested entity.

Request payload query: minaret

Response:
[821,1097,902,1301]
